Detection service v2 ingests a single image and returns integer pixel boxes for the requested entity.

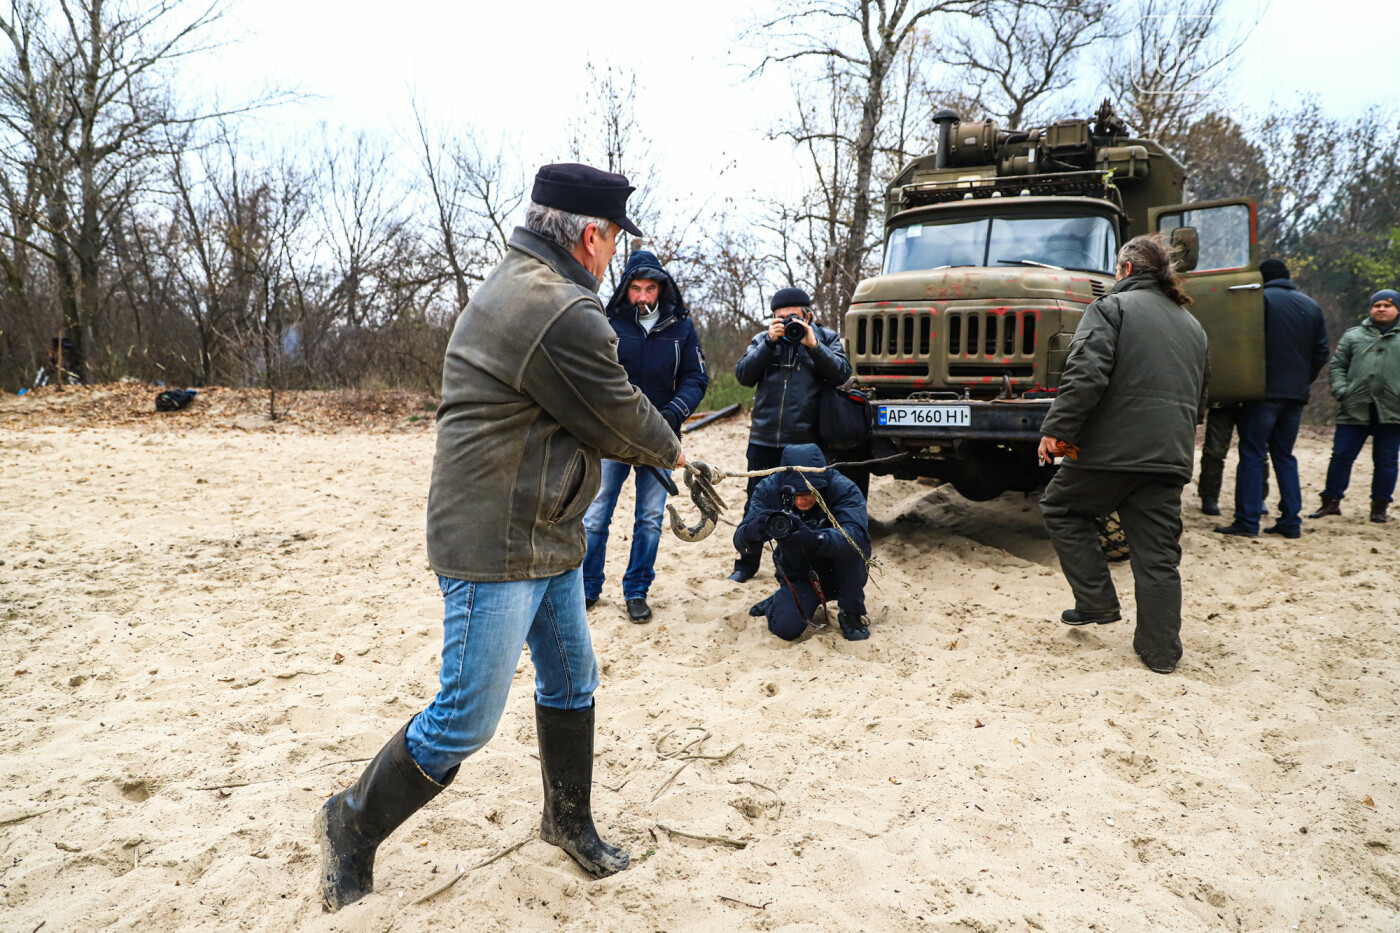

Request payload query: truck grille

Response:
[945,310,1037,359]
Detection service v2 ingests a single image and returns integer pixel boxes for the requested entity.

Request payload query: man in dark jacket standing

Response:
[583,249,707,622]
[1215,259,1329,539]
[315,164,683,912]
[729,288,852,582]
[734,444,872,641]
[1038,235,1209,675]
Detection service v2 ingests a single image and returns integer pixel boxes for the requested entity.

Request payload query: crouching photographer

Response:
[734,444,872,642]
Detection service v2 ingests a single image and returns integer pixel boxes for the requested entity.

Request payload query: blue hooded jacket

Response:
[604,250,708,430]
[733,444,870,565]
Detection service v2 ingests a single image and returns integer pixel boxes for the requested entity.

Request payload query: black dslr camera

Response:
[781,318,807,344]
[763,485,803,539]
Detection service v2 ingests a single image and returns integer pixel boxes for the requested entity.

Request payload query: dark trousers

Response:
[1234,399,1304,533]
[765,544,870,641]
[1040,467,1186,668]
[1323,420,1400,503]
[733,443,786,575]
[1199,404,1268,503]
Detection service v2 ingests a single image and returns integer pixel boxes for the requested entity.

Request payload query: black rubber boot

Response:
[315,719,457,912]
[536,702,629,878]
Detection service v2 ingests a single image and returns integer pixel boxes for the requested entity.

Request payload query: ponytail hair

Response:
[1116,234,1193,307]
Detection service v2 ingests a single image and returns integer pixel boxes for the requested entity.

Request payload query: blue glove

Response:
[784,523,824,554]
[741,510,775,544]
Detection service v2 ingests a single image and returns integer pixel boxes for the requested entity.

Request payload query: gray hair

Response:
[524,200,610,251]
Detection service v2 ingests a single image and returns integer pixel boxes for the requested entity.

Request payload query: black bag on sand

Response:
[818,386,871,449]
[155,388,198,412]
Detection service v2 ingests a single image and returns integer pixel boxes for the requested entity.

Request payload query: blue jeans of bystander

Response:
[582,459,668,601]
[1234,399,1304,533]
[1324,421,1400,503]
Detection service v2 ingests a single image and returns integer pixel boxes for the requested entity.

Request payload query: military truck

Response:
[846,103,1264,500]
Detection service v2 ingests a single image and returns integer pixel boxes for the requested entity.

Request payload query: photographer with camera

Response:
[730,287,852,582]
[734,444,872,641]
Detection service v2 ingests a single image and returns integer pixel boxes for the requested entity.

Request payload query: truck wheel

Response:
[1094,512,1130,562]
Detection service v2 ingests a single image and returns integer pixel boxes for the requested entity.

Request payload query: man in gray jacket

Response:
[316,164,683,911]
[1038,235,1209,675]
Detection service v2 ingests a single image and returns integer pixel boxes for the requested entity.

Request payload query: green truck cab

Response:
[847,105,1265,499]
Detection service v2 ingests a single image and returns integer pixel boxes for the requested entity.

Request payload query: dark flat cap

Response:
[770,286,812,311]
[532,163,643,237]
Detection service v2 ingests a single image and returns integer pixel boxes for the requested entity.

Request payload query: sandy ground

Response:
[2,386,1398,932]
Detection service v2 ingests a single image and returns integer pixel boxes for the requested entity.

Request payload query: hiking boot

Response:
[1263,523,1301,539]
[1199,497,1221,516]
[1061,608,1122,626]
[1213,522,1258,537]
[536,703,629,877]
[837,609,870,641]
[625,597,652,623]
[1309,495,1341,519]
[1372,499,1390,523]
[316,719,457,912]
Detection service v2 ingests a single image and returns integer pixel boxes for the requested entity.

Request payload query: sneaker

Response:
[837,609,870,641]
[625,597,652,623]
[1263,524,1301,539]
[1061,608,1122,626]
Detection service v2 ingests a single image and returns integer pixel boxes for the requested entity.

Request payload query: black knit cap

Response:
[531,163,643,237]
[1259,258,1289,282]
[770,286,812,312]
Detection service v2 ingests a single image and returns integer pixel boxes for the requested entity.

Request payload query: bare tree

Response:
[945,0,1118,129]
[754,0,981,320]
[1100,0,1255,141]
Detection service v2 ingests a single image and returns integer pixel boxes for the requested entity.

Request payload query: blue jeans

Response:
[1234,399,1303,533]
[405,569,598,782]
[1324,422,1400,503]
[582,459,668,600]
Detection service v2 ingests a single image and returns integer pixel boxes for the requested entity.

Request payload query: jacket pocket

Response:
[543,448,598,525]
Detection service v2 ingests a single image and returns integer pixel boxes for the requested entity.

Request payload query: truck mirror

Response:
[1170,226,1200,273]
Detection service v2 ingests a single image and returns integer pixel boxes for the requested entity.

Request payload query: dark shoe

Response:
[625,597,652,623]
[585,597,598,610]
[748,595,774,618]
[1060,608,1122,626]
[536,703,629,877]
[728,568,754,583]
[838,609,870,641]
[1263,523,1301,539]
[316,719,457,912]
[1213,522,1258,537]
[1139,654,1177,675]
[1309,495,1341,519]
[1199,497,1220,516]
[1371,499,1390,523]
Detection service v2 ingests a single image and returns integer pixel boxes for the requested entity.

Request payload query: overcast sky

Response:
[205,0,1397,215]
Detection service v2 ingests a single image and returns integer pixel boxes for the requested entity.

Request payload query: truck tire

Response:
[1094,512,1130,562]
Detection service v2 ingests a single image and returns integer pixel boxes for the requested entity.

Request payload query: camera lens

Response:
[764,511,796,539]
[783,319,805,343]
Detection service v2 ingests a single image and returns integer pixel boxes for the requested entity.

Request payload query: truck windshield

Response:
[883,215,1117,274]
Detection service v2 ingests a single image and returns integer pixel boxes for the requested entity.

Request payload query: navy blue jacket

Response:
[604,250,708,430]
[733,444,870,566]
[734,319,851,447]
[1262,279,1329,402]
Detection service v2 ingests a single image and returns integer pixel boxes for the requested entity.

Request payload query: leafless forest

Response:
[1,0,1396,408]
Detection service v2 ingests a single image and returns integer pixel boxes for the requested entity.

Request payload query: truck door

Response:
[1149,197,1265,402]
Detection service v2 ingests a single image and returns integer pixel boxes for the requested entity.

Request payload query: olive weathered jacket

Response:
[1040,274,1210,481]
[426,227,682,581]
[1329,318,1400,425]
